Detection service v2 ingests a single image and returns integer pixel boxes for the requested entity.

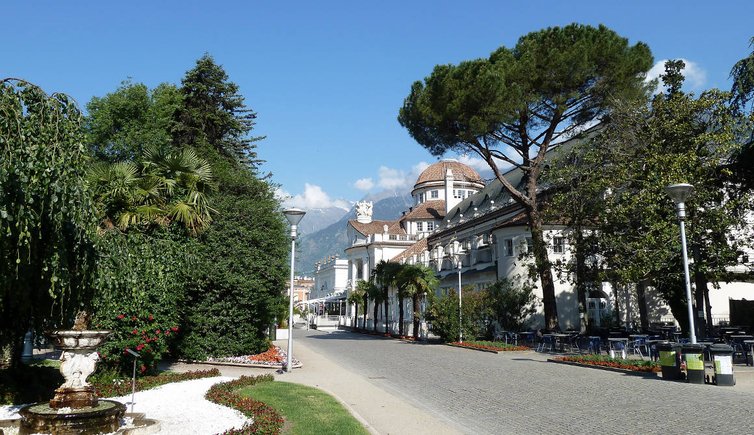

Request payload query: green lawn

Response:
[238,381,369,435]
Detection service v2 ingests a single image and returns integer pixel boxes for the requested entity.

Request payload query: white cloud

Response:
[354,178,374,191]
[377,166,412,190]
[276,183,350,210]
[646,59,707,93]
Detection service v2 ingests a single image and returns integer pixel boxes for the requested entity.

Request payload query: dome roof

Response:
[414,159,483,187]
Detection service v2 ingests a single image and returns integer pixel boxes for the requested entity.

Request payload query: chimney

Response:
[445,168,455,214]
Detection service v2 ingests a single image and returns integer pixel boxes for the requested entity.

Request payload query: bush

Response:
[205,374,284,435]
[484,278,539,333]
[91,368,220,397]
[176,151,287,360]
[427,287,487,342]
[91,230,193,375]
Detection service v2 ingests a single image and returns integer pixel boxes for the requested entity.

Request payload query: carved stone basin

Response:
[47,330,111,350]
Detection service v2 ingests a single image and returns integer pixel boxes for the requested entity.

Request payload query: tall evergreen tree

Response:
[173,54,263,168]
[172,55,288,359]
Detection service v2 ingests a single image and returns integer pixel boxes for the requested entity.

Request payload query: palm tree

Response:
[89,146,215,232]
[348,281,367,330]
[397,264,439,340]
[365,279,383,333]
[372,260,400,334]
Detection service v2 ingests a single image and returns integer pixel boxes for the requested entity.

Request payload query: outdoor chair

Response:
[567,334,581,353]
[585,336,601,354]
[630,337,648,359]
[504,331,519,346]
[537,335,555,352]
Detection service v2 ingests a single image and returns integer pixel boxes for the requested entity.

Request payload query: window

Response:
[427,221,435,231]
[505,239,514,257]
[419,193,425,203]
[526,237,533,253]
[431,190,439,199]
[416,222,424,232]
[553,237,565,254]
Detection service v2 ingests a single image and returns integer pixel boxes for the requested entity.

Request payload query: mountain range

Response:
[296,190,413,275]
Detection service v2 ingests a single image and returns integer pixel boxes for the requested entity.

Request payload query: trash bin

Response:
[657,342,682,381]
[709,344,735,386]
[681,343,706,384]
[268,323,277,340]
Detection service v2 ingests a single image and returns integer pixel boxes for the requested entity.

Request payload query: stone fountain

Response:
[17,312,127,435]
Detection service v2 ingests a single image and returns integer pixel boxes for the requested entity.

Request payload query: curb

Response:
[175,359,303,370]
[447,343,500,353]
[547,358,660,377]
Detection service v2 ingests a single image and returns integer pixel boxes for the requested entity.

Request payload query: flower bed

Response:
[206,374,284,435]
[450,340,529,352]
[552,355,660,373]
[205,345,300,368]
[92,368,221,397]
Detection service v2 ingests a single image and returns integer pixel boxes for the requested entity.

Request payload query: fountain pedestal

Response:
[18,330,127,435]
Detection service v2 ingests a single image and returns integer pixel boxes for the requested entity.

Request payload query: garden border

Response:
[547,358,660,378]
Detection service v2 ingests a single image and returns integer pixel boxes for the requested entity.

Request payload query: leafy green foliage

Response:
[396,264,439,339]
[484,279,539,332]
[86,81,181,162]
[426,287,487,342]
[90,230,193,374]
[0,79,95,367]
[90,368,220,398]
[176,147,288,360]
[89,146,216,232]
[399,24,654,330]
[0,364,63,405]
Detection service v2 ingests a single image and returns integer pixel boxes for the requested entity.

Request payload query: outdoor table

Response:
[551,333,570,352]
[731,335,754,361]
[518,331,536,347]
[647,339,664,361]
[608,337,629,359]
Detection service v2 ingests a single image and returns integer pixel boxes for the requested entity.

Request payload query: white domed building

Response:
[343,160,485,330]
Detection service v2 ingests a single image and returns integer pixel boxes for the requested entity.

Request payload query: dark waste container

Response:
[709,344,735,386]
[681,343,706,384]
[657,342,682,381]
[268,322,277,340]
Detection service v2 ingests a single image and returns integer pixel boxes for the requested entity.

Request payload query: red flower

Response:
[116,314,125,320]
[148,314,154,321]
[155,329,161,334]
[131,316,137,321]
[171,326,179,332]
[136,344,145,351]
[165,330,171,336]
[131,329,138,335]
[140,364,147,373]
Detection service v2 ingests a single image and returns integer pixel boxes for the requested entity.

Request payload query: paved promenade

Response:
[170,329,754,435]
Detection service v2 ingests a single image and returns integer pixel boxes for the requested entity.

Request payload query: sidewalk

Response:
[166,333,460,435]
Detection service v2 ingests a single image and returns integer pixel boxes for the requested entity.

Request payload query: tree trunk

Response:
[363,296,368,330]
[691,245,707,339]
[412,294,421,340]
[611,282,621,327]
[704,284,714,336]
[354,301,359,329]
[383,288,390,335]
[573,228,588,334]
[398,294,405,336]
[636,279,650,332]
[528,209,559,331]
[373,299,379,333]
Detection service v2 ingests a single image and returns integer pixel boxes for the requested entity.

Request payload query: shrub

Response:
[427,287,487,342]
[205,374,284,435]
[91,230,193,375]
[91,368,220,397]
[484,278,539,333]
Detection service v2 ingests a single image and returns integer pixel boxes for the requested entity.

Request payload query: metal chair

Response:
[537,335,555,352]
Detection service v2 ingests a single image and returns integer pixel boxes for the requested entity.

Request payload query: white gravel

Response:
[0,376,251,435]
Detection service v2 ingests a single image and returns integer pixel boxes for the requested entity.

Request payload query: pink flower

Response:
[136,344,145,351]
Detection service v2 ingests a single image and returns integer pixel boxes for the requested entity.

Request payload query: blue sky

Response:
[2,1,752,211]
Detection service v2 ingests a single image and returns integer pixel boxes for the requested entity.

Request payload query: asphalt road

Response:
[296,329,754,435]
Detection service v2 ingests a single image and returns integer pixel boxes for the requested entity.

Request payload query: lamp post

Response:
[283,208,306,372]
[665,183,696,344]
[448,241,464,343]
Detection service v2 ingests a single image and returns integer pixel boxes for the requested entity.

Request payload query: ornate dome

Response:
[414,159,483,188]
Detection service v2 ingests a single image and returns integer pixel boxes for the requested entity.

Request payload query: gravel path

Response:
[0,376,250,435]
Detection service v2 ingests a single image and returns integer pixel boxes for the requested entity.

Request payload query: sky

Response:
[2,1,753,211]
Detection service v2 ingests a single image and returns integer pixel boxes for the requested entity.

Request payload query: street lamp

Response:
[283,208,306,372]
[448,240,464,343]
[665,183,696,344]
